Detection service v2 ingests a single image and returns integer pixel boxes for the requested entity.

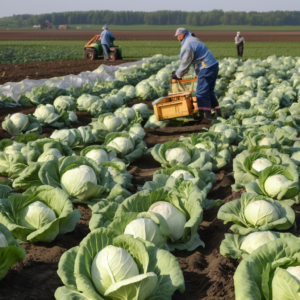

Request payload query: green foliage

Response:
[55,228,185,300]
[218,193,295,235]
[0,185,81,243]
[0,223,26,280]
[234,238,300,300]
[1,41,300,64]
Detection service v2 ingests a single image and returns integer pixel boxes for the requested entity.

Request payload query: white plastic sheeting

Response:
[0,58,148,102]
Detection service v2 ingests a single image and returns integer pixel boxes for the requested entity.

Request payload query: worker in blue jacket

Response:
[100,25,115,60]
[172,28,221,122]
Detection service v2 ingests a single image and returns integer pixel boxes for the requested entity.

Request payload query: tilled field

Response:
[1,103,300,300]
[0,60,136,85]
[1,30,300,42]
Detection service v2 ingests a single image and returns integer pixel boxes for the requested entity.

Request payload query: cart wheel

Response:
[109,52,117,61]
[109,49,119,61]
[84,49,97,60]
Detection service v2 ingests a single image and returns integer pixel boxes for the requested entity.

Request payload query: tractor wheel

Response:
[109,50,118,61]
[84,49,97,60]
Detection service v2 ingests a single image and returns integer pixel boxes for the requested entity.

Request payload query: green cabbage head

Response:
[218,193,295,235]
[0,223,26,280]
[234,238,300,300]
[61,165,98,199]
[0,185,81,243]
[55,228,185,300]
[240,231,277,254]
[91,245,140,294]
[124,218,165,248]
[148,201,186,241]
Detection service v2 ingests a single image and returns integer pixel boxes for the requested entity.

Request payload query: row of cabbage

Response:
[0,119,194,300]
[0,93,234,298]
[3,54,300,299]
[214,55,300,300]
[1,55,239,134]
[0,130,189,299]
[109,54,300,299]
[0,54,179,108]
[138,121,300,298]
[1,55,180,135]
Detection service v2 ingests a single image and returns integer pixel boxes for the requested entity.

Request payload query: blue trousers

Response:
[102,44,110,60]
[195,63,220,112]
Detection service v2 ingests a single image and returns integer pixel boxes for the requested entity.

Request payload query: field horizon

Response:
[1,24,300,31]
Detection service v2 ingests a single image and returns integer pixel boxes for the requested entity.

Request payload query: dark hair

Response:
[191,33,195,37]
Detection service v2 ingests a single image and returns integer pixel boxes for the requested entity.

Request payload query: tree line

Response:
[11,10,300,26]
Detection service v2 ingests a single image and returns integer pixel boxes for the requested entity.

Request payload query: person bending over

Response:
[172,28,221,122]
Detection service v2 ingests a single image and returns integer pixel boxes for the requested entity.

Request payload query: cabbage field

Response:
[1,53,300,299]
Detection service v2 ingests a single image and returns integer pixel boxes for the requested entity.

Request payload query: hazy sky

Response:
[1,0,299,18]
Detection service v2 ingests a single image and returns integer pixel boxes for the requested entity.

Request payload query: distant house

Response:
[59,25,68,29]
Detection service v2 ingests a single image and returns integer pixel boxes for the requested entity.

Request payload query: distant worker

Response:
[172,28,221,122]
[235,31,245,61]
[100,25,115,60]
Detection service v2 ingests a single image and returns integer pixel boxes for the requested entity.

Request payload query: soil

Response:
[1,30,300,42]
[0,60,136,85]
[0,103,300,300]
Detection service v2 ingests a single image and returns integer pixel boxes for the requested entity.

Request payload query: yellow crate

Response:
[153,92,194,120]
[153,77,199,120]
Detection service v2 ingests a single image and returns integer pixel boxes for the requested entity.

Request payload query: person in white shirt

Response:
[235,32,245,61]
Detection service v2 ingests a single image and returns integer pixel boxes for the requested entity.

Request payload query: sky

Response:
[1,0,299,18]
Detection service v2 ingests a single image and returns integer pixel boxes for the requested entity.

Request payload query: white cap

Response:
[237,31,240,35]
[102,25,108,30]
[175,28,188,36]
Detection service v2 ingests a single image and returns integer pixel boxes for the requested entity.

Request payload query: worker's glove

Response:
[171,73,180,80]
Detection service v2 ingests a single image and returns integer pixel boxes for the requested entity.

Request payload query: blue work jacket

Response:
[176,32,218,78]
[100,30,114,47]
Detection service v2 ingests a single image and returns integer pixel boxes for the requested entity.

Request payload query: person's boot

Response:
[195,110,204,125]
[196,110,212,124]
[215,108,222,118]
[201,111,212,124]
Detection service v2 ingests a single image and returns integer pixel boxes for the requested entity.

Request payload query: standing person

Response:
[172,28,221,122]
[235,31,245,61]
[100,25,115,60]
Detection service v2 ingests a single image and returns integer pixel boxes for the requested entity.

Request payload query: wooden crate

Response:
[153,92,194,120]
